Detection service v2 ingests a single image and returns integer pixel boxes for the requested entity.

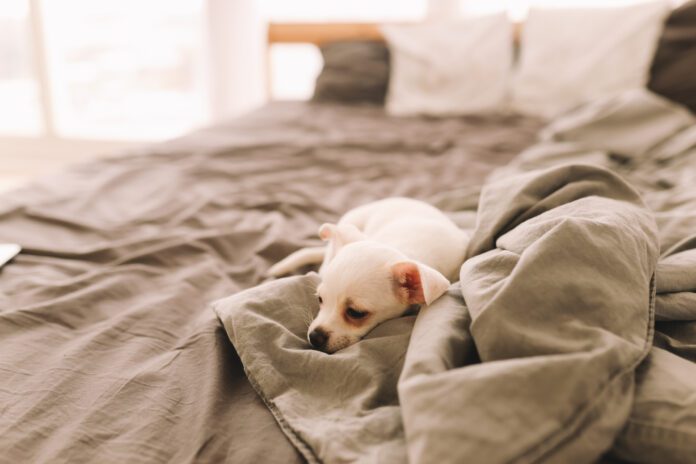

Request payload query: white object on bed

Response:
[382,14,512,116]
[0,244,21,269]
[511,1,669,119]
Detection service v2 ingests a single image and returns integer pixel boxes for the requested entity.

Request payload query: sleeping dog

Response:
[268,198,469,353]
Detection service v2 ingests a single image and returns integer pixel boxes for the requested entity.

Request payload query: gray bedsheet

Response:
[0,102,541,462]
[214,90,696,464]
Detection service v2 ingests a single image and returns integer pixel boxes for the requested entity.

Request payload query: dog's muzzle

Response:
[308,328,328,350]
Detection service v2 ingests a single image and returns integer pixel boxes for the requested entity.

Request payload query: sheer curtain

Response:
[206,0,266,120]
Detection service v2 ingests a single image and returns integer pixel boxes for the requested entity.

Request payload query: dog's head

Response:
[308,222,450,353]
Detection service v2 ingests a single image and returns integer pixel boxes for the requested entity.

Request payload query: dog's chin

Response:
[323,335,359,354]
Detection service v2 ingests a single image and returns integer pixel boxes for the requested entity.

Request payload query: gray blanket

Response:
[214,90,696,463]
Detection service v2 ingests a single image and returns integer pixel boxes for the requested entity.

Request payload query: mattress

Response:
[0,102,542,463]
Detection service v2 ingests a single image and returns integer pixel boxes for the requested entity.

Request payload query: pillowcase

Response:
[649,0,696,114]
[512,1,669,119]
[382,14,513,116]
[312,40,390,105]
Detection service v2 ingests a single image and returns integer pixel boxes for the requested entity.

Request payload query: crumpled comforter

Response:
[214,89,696,464]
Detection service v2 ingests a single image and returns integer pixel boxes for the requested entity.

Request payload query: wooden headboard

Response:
[268,23,385,46]
[267,21,523,46]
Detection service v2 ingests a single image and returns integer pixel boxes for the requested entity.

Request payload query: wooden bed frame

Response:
[267,21,523,46]
[268,22,386,46]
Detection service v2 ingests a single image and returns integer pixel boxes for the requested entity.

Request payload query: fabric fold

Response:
[213,273,413,464]
[214,163,661,464]
[398,164,658,463]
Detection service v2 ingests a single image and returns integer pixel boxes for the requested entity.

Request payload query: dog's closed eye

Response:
[346,307,367,319]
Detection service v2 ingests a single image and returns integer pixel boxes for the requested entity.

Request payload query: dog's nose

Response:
[309,328,328,350]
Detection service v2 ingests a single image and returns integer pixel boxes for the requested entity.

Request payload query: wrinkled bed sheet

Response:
[0,102,542,463]
[214,90,696,464]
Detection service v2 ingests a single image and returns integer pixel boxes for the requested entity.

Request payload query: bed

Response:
[2,3,696,463]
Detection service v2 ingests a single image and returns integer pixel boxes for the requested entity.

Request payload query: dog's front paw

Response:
[266,261,289,278]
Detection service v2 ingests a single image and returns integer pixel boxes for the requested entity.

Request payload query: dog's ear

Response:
[391,261,450,306]
[319,223,365,246]
[318,223,366,264]
[318,223,336,241]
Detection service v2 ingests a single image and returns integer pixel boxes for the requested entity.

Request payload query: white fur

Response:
[268,198,469,353]
[266,246,325,277]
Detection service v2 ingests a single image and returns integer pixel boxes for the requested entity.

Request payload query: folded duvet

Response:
[214,90,696,464]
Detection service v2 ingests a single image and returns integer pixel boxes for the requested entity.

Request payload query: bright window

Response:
[269,45,322,101]
[41,0,206,140]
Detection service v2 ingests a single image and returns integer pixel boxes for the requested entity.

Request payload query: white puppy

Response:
[268,198,468,353]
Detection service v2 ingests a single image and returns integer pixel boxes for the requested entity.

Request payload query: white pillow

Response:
[382,14,512,116]
[512,1,669,119]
